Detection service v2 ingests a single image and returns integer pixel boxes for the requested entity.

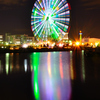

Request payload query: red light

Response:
[68,3,71,10]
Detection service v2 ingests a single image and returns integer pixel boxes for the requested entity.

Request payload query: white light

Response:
[59,43,63,47]
[24,59,27,72]
[22,44,28,48]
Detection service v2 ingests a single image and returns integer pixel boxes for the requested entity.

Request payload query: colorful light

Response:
[95,42,99,47]
[22,44,28,48]
[48,52,51,77]
[24,59,27,72]
[75,41,80,46]
[6,53,9,75]
[32,53,40,100]
[79,31,82,44]
[81,50,85,81]
[59,53,63,79]
[70,51,74,80]
[31,0,70,41]
[59,43,63,47]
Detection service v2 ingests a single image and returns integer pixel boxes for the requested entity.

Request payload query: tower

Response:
[79,31,82,44]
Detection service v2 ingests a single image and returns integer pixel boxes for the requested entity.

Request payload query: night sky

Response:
[0,0,100,41]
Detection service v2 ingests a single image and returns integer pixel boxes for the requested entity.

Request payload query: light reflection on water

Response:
[0,51,100,99]
[70,51,74,80]
[81,50,85,81]
[0,53,32,74]
[32,52,71,100]
[6,53,9,75]
[0,51,86,100]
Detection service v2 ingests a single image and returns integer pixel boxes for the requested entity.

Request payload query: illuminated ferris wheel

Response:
[31,0,70,41]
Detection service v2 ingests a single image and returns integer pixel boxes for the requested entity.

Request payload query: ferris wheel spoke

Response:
[32,20,45,32]
[51,0,55,6]
[32,12,43,17]
[50,0,64,15]
[34,3,45,15]
[35,22,45,36]
[36,1,44,11]
[52,23,62,36]
[33,7,44,16]
[52,23,66,36]
[45,0,47,9]
[54,3,69,15]
[52,18,70,22]
[53,11,70,18]
[39,24,45,37]
[50,0,53,8]
[52,0,59,9]
[49,0,51,8]
[37,0,43,9]
[31,12,43,18]
[51,24,59,37]
[42,0,46,10]
[47,0,49,9]
[31,19,42,25]
[55,21,68,30]
[33,16,43,19]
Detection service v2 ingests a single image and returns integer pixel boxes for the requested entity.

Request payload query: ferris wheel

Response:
[31,0,70,41]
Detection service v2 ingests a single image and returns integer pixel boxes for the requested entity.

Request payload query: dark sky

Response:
[0,0,100,40]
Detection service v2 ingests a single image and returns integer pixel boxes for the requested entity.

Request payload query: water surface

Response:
[0,51,100,100]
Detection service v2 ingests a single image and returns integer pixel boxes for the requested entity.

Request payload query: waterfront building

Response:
[15,39,21,45]
[82,38,100,47]
[9,35,16,44]
[4,33,35,45]
[0,35,3,42]
[60,32,69,45]
[5,33,11,43]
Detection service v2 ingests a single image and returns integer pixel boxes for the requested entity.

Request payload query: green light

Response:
[69,40,72,43]
[6,42,9,45]
[34,66,36,71]
[51,14,54,17]
[82,50,85,81]
[34,52,36,54]
[46,16,49,21]
[32,53,40,100]
[64,27,67,31]
[6,53,9,75]
[95,42,99,47]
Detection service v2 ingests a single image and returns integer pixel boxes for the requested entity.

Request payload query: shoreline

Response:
[0,46,100,54]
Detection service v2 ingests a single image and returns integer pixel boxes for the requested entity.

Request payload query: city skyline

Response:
[0,0,100,41]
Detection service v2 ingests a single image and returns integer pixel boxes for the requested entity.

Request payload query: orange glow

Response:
[75,41,80,46]
[38,46,41,49]
[15,47,19,50]
[70,51,74,80]
[10,47,14,50]
[59,43,63,47]
[80,30,82,33]
[69,42,72,46]
[82,43,84,45]
[47,41,50,44]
